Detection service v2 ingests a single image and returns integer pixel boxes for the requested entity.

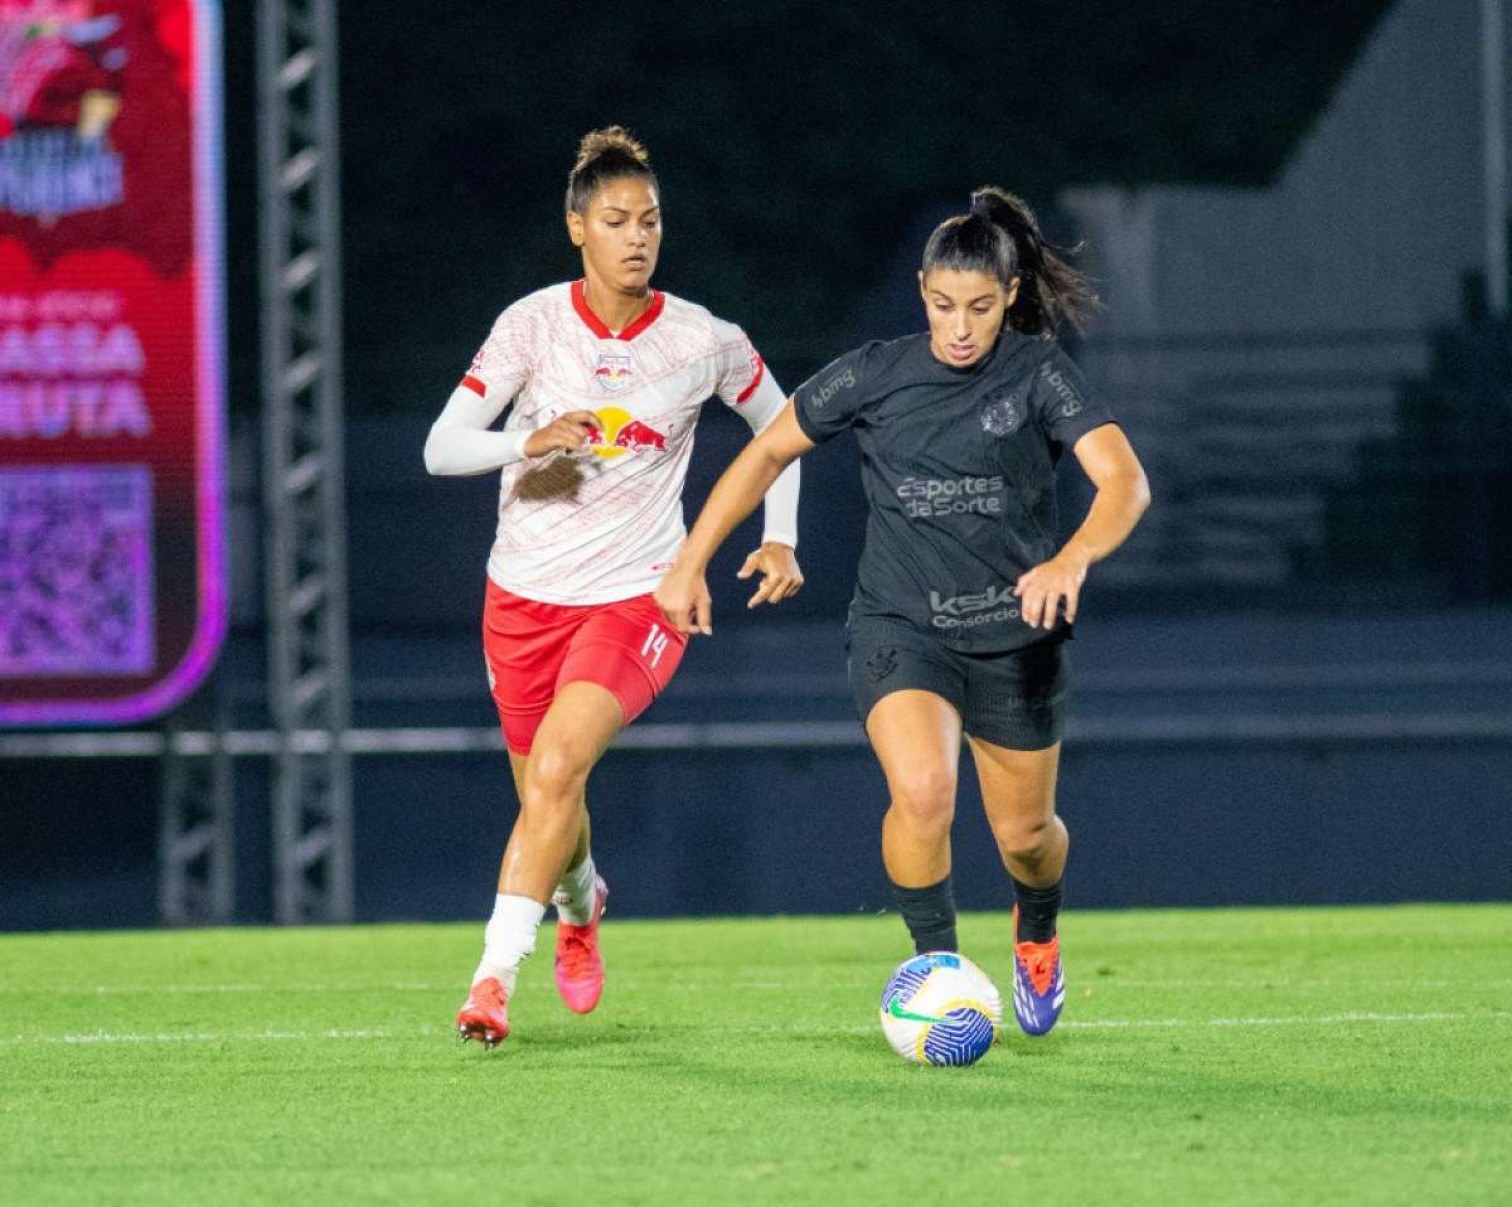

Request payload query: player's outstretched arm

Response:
[1014,424,1151,628]
[656,401,815,635]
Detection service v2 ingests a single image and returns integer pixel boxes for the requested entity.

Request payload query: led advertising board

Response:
[0,0,225,726]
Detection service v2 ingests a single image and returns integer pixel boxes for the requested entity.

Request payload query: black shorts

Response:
[846,617,1069,751]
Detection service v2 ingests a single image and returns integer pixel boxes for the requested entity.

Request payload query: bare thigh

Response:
[866,689,963,807]
[967,735,1060,830]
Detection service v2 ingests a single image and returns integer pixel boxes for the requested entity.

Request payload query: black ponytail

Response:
[565,126,657,216]
[922,187,1098,337]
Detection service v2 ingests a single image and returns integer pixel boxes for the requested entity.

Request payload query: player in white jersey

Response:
[424,127,804,1048]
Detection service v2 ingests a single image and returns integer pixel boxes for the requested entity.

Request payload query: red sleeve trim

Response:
[461,374,487,397]
[571,278,665,342]
[735,355,766,404]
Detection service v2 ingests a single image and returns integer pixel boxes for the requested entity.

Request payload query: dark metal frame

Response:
[257,0,353,923]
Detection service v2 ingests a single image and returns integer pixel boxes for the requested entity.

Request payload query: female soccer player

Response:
[425,128,804,1048]
[656,188,1149,1037]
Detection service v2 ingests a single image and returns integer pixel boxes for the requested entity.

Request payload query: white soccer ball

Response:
[879,951,1003,1066]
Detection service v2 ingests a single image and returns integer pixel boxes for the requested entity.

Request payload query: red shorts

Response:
[482,580,688,755]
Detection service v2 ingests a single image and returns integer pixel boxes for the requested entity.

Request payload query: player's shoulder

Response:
[656,289,748,350]
[493,281,574,325]
[849,332,932,381]
[1020,330,1074,366]
[1020,334,1085,385]
[799,335,923,412]
[872,332,931,363]
[980,329,1062,383]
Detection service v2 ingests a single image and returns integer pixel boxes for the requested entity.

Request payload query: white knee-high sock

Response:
[473,894,546,994]
[552,854,598,926]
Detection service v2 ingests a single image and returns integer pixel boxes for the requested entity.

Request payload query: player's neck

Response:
[580,277,654,337]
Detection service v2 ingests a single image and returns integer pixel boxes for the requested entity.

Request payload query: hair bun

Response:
[575,126,651,172]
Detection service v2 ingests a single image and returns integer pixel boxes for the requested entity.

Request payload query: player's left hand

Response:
[1014,547,1089,629]
[656,561,713,636]
[737,542,804,609]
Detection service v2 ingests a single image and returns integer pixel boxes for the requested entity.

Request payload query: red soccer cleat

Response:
[456,976,510,1048]
[553,876,608,1014]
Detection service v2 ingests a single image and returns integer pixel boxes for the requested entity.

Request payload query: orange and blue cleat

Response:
[456,977,510,1049]
[1011,907,1065,1036]
[553,876,608,1014]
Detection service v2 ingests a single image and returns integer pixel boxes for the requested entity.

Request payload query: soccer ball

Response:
[879,952,1003,1066]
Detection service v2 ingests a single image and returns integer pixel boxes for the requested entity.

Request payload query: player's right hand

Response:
[655,563,713,637]
[524,411,602,458]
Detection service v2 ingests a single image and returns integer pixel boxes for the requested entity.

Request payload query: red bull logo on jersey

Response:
[592,352,635,393]
[587,406,668,460]
[614,419,667,453]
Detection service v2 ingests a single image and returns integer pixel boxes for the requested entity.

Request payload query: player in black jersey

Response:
[656,188,1149,1037]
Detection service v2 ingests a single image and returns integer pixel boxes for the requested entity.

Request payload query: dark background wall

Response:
[217,0,1390,418]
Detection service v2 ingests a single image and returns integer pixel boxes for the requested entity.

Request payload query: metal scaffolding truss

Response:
[258,0,354,923]
[158,679,235,926]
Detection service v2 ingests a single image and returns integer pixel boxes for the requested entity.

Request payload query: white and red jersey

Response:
[457,280,789,605]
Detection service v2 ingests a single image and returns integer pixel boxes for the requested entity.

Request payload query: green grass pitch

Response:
[1,904,1508,1204]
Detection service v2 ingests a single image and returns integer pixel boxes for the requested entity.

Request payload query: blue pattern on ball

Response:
[920,1008,996,1067]
[880,953,961,1011]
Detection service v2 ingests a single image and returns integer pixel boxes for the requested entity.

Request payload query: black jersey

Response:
[793,330,1116,653]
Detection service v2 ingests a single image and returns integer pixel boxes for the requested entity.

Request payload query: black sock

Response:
[892,876,958,954]
[1012,876,1063,944]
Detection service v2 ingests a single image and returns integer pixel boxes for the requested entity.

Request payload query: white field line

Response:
[1059,1011,1511,1030]
[1,1011,1509,1048]
[0,977,1508,996]
[0,982,460,996]
[0,1028,432,1045]
[0,980,802,995]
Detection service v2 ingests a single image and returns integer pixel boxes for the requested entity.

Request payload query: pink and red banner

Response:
[0,0,224,725]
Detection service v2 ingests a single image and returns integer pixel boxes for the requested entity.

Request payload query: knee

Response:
[991,816,1064,865]
[991,814,1061,866]
[522,743,590,813]
[887,768,957,834]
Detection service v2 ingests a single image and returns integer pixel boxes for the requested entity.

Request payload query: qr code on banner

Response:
[0,466,154,677]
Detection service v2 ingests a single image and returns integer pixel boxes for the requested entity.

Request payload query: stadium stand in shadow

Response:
[1325,313,1512,599]
[1060,0,1494,606]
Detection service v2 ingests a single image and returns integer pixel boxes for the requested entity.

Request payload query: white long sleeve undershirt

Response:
[422,385,530,476]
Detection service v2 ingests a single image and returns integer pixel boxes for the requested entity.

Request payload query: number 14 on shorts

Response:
[641,622,670,668]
